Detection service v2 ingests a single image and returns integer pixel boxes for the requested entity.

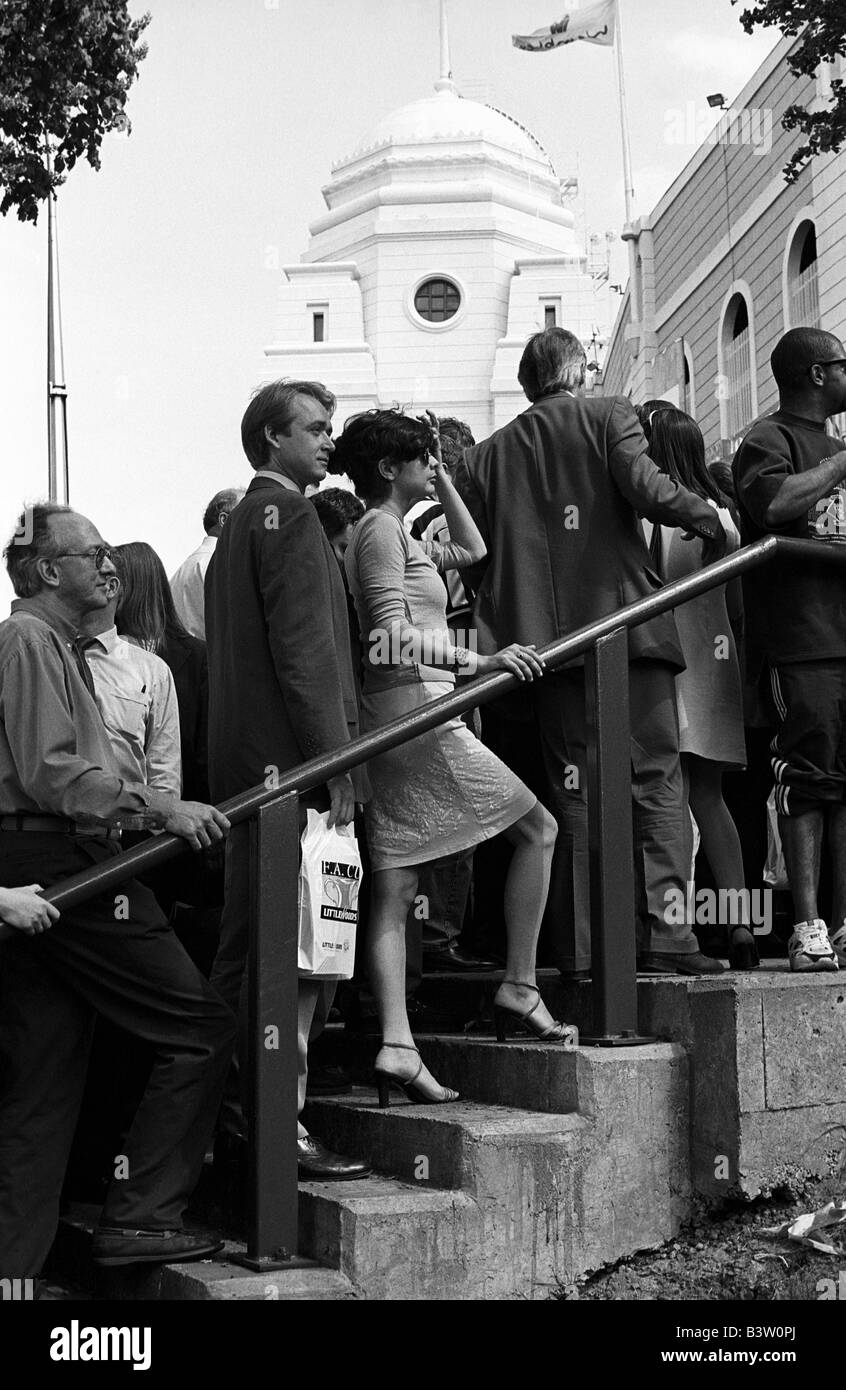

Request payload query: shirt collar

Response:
[254,469,302,494]
[80,624,119,654]
[11,596,79,644]
[199,535,218,549]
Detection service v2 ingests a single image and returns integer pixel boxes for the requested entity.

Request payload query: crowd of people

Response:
[2,322,846,1286]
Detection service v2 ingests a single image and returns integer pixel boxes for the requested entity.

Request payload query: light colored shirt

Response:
[170,535,217,639]
[83,626,182,801]
[0,600,166,826]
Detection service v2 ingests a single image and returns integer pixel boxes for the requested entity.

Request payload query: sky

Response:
[0,0,778,609]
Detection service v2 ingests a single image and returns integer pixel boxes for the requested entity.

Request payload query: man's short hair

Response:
[311,488,365,539]
[438,417,475,468]
[203,488,243,534]
[3,502,73,598]
[241,379,336,470]
[771,328,843,392]
[518,328,586,401]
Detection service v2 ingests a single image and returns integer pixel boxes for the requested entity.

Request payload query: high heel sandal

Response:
[728,925,760,971]
[493,982,579,1046]
[374,1043,460,1108]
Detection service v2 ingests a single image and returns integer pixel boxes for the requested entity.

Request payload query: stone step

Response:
[298,1176,483,1300]
[52,1205,358,1301]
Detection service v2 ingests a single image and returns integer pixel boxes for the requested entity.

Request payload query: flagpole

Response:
[46,144,70,504]
[436,0,456,93]
[613,0,635,225]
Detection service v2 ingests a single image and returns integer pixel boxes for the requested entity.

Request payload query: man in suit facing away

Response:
[205,379,369,1181]
[456,328,727,977]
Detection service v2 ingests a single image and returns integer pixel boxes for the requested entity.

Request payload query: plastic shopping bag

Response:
[763,789,789,891]
[298,809,362,979]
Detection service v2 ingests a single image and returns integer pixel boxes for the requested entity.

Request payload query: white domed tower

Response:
[265,9,603,435]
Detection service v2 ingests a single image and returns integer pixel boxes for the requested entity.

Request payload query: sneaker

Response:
[788,920,839,972]
[830,923,846,968]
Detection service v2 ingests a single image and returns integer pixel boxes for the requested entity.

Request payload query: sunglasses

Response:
[814,359,846,370]
[54,545,113,570]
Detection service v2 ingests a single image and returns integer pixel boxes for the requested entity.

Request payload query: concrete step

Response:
[298,1175,483,1300]
[52,1205,358,1301]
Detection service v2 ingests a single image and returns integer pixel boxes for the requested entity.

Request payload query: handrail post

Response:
[582,629,649,1045]
[231,791,304,1270]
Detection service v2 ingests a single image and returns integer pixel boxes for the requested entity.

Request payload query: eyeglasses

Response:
[814,359,846,370]
[54,545,113,570]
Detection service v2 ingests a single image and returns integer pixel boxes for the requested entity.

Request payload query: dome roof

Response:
[342,87,556,176]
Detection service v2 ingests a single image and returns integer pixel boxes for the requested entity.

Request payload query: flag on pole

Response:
[513,0,617,52]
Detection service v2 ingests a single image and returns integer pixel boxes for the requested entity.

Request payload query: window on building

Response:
[544,304,557,329]
[723,295,753,437]
[787,222,820,329]
[312,311,325,343]
[414,278,460,323]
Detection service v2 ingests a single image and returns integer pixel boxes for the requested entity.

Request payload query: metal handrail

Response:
[36,533,846,911]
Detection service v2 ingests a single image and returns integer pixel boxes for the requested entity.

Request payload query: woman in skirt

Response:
[332,409,575,1107]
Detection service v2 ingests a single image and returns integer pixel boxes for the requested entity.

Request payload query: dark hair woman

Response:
[113,541,209,805]
[331,408,573,1107]
[647,409,756,970]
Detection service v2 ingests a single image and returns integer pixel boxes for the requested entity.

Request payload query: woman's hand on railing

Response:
[327,773,356,827]
[476,644,547,682]
[0,884,59,936]
[163,801,231,852]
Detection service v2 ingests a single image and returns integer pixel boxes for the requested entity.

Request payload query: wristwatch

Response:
[453,645,471,669]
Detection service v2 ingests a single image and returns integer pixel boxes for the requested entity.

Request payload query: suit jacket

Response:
[160,629,209,803]
[455,392,721,668]
[205,474,358,802]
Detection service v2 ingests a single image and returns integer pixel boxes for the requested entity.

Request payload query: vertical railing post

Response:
[583,629,648,1045]
[233,791,304,1270]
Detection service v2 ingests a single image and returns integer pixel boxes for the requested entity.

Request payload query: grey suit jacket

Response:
[456,392,722,668]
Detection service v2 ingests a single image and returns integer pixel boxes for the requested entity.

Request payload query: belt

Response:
[0,814,121,841]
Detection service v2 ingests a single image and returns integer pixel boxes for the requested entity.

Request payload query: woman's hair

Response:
[329,408,436,503]
[113,541,191,653]
[648,408,726,506]
[635,398,674,443]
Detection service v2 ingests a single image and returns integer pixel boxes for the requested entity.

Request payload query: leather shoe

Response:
[637,951,726,976]
[297,1136,371,1181]
[422,941,500,973]
[92,1227,225,1267]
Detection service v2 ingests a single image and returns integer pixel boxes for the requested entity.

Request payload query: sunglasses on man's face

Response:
[814,359,846,371]
[54,545,113,570]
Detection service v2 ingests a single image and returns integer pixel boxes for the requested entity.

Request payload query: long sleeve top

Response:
[84,625,182,798]
[344,508,476,692]
[0,599,170,826]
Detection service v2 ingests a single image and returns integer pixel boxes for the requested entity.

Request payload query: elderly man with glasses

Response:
[734,327,846,973]
[0,502,237,1281]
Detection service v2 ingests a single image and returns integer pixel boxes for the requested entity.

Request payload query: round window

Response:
[414,278,461,323]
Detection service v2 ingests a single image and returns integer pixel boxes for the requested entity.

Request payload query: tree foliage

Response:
[0,0,150,222]
[733,1,846,181]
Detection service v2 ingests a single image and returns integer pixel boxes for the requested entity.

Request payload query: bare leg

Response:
[779,808,824,923]
[493,801,561,1029]
[368,865,456,1098]
[829,805,846,931]
[685,754,749,935]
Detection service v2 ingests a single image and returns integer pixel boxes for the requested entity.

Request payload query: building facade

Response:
[601,35,846,456]
[263,71,607,438]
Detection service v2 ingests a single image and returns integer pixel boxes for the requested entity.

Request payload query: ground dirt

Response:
[558,1171,846,1301]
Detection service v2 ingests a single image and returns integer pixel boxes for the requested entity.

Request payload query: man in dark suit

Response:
[456,327,727,976]
[205,379,369,1180]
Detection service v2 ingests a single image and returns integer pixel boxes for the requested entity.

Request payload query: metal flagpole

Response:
[436,0,456,93]
[46,144,70,504]
[613,0,635,225]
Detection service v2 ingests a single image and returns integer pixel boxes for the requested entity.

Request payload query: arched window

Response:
[786,220,820,329]
[682,347,694,417]
[721,293,754,437]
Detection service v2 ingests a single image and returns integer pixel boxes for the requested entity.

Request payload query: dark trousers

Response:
[0,833,236,1278]
[534,660,697,970]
